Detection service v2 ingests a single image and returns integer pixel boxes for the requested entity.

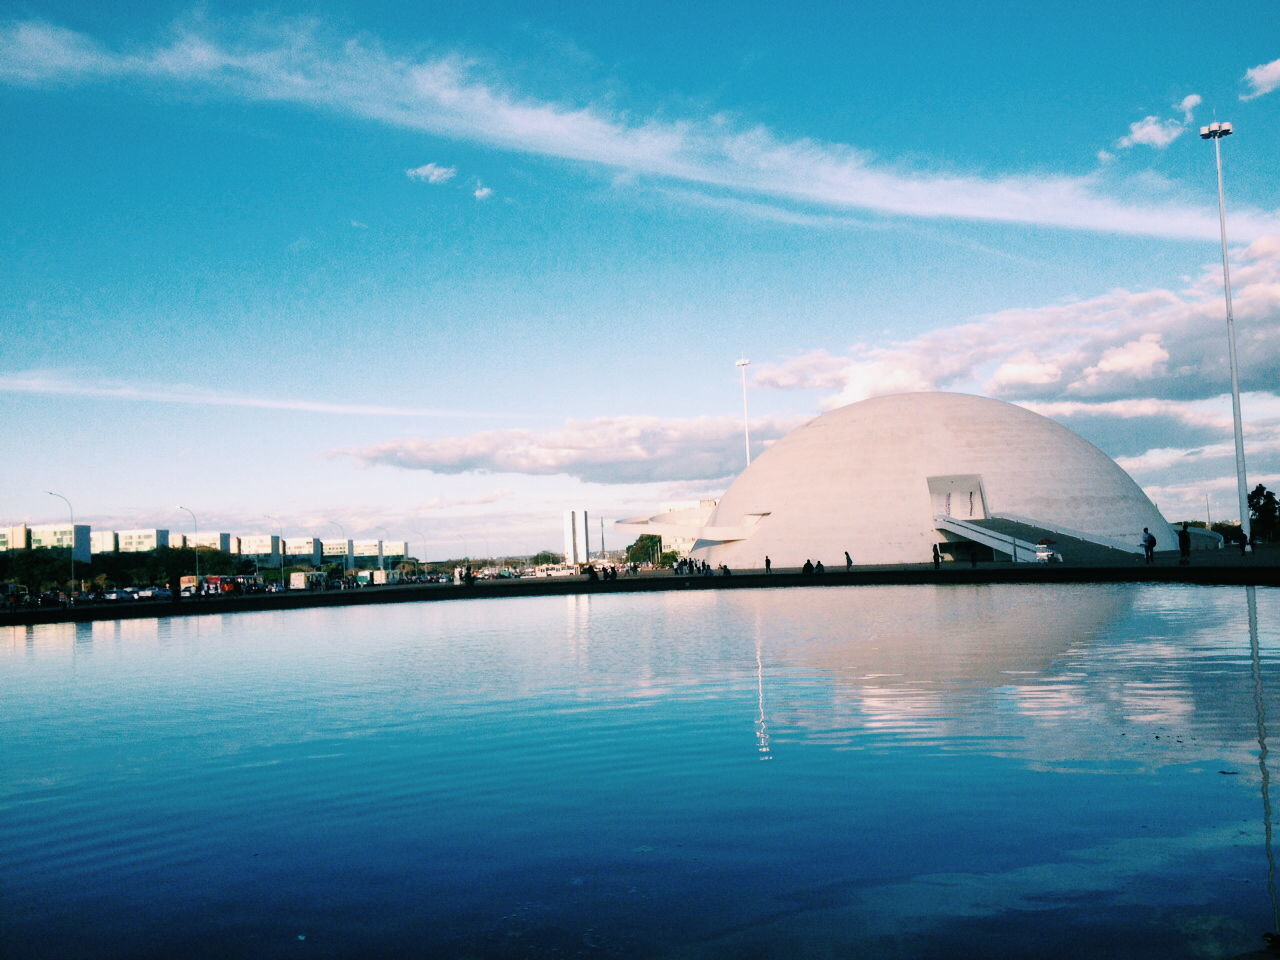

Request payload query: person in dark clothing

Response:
[844,550,852,571]
[814,560,825,574]
[1177,523,1191,565]
[932,544,941,570]
[802,559,814,575]
[764,555,772,574]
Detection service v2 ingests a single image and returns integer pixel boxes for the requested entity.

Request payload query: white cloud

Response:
[1117,115,1185,149]
[753,349,851,390]
[336,414,802,484]
[1176,93,1201,121]
[0,369,491,418]
[406,162,456,183]
[760,235,1280,409]
[473,184,493,199]
[1241,56,1280,100]
[2,17,1277,241]
[1071,333,1169,391]
[988,354,1062,389]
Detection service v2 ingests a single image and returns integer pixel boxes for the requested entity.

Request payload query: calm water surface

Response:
[2,584,1279,959]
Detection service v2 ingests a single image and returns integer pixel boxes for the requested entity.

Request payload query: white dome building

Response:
[626,393,1176,568]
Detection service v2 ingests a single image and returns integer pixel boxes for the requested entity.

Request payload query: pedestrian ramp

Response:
[934,515,1142,564]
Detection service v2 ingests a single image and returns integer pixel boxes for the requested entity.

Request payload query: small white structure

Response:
[90,530,118,554]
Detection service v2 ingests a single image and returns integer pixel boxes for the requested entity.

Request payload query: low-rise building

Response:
[283,537,323,566]
[0,525,30,552]
[240,535,281,565]
[321,538,354,566]
[118,529,170,553]
[90,530,117,554]
[30,523,92,563]
[188,532,234,553]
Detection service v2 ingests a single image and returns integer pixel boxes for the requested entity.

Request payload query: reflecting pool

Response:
[2,584,1278,958]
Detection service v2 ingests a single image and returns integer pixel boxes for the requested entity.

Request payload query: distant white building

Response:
[321,538,354,565]
[352,539,382,562]
[30,524,92,563]
[0,524,30,552]
[240,535,281,565]
[169,533,187,549]
[284,538,323,566]
[656,500,719,558]
[188,532,233,553]
[90,530,117,554]
[118,529,170,553]
[382,540,408,560]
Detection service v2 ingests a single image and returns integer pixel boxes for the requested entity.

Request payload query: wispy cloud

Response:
[336,415,802,484]
[2,17,1276,241]
[0,369,491,418]
[473,183,493,200]
[406,161,456,183]
[1241,56,1280,100]
[1116,94,1200,150]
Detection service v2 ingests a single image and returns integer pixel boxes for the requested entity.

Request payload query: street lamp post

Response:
[177,505,199,585]
[1201,120,1251,549]
[736,357,752,467]
[264,514,284,589]
[412,527,427,576]
[328,519,349,577]
[46,491,75,596]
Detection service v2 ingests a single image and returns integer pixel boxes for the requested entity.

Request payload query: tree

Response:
[625,534,663,565]
[529,550,563,566]
[1249,484,1278,542]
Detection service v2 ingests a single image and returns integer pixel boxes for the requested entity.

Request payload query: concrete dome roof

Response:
[693,392,1173,568]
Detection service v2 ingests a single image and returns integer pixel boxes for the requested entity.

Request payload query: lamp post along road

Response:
[1201,120,1251,548]
[178,505,199,585]
[46,491,75,596]
[265,515,284,588]
[736,357,752,466]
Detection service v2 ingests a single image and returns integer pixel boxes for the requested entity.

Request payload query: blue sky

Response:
[2,1,1279,557]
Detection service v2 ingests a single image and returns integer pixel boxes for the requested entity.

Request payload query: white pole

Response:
[46,491,75,595]
[736,357,752,466]
[178,505,199,584]
[1206,125,1251,548]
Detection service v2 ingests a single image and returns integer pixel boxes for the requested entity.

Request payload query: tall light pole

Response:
[177,505,199,584]
[736,357,752,466]
[412,527,427,575]
[1201,120,1251,549]
[264,514,284,588]
[46,490,75,595]
[327,519,349,576]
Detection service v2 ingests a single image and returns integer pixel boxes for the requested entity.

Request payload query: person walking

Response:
[1141,528,1157,564]
[932,543,941,570]
[1177,523,1191,565]
[844,550,852,572]
[764,555,772,574]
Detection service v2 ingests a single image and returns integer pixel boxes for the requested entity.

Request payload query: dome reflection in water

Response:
[1,583,1278,959]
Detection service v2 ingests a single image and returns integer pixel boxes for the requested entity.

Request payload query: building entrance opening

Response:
[928,474,988,520]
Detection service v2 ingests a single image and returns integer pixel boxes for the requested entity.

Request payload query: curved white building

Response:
[626,393,1175,568]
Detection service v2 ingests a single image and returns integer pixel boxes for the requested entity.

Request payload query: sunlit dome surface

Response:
[692,392,1174,568]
